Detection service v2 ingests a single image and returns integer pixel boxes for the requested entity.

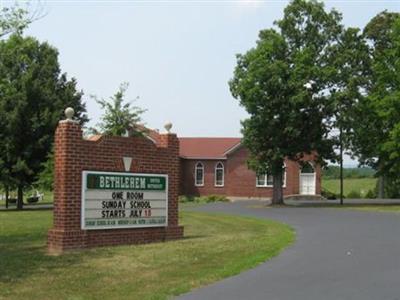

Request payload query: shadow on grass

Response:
[0,207,53,213]
[180,234,208,240]
[0,226,206,284]
[0,231,102,283]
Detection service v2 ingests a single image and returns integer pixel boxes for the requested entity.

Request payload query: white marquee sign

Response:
[81,171,168,230]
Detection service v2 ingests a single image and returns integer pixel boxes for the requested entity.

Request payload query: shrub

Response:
[26,196,39,204]
[8,198,17,204]
[179,194,229,203]
[179,195,195,203]
[365,189,376,199]
[347,190,361,199]
[383,176,400,199]
[321,189,336,200]
[201,194,229,203]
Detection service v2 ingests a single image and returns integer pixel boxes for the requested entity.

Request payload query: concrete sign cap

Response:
[164,122,172,133]
[65,107,75,120]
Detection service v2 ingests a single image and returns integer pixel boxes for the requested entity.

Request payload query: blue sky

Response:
[16,0,400,165]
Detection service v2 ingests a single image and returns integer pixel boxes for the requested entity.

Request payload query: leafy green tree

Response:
[327,27,370,203]
[0,2,46,208]
[350,11,400,197]
[0,2,43,38]
[93,82,146,136]
[36,83,147,194]
[230,0,342,204]
[0,34,88,209]
[383,176,400,199]
[0,155,14,208]
[35,149,54,191]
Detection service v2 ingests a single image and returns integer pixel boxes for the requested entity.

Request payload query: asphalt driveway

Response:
[178,201,400,300]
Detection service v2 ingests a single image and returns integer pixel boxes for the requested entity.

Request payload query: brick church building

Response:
[101,127,321,199]
[179,137,321,199]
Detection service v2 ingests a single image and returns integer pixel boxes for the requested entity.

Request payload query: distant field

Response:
[322,178,377,198]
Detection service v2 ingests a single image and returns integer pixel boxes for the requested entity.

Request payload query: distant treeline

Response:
[322,166,376,179]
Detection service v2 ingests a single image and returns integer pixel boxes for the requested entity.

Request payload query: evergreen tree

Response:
[35,149,54,191]
[0,34,88,209]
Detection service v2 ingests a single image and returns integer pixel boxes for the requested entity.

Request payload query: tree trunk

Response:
[378,175,385,199]
[5,185,9,209]
[339,126,344,205]
[16,185,23,210]
[272,168,284,205]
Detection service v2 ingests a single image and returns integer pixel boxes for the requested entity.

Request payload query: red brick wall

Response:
[180,159,227,196]
[48,120,183,254]
[180,146,321,198]
[225,147,299,198]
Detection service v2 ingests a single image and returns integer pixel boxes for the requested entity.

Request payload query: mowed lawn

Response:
[339,204,400,213]
[322,178,377,198]
[0,210,294,300]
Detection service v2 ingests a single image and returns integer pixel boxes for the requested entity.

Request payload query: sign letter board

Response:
[81,171,168,230]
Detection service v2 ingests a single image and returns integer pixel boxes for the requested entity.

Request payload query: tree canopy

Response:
[0,34,88,209]
[230,0,344,204]
[0,2,44,38]
[92,82,146,137]
[348,12,400,197]
[231,2,400,202]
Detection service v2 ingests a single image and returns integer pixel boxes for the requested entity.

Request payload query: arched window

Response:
[256,163,286,187]
[195,162,204,186]
[214,162,224,187]
[300,162,316,195]
[301,162,315,174]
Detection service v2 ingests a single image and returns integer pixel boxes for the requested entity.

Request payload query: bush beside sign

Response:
[82,171,168,230]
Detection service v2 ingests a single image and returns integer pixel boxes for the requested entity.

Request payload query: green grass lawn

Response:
[293,202,400,213]
[0,210,294,300]
[322,178,377,198]
[338,204,400,213]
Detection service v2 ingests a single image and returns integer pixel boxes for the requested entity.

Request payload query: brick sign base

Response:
[47,120,183,254]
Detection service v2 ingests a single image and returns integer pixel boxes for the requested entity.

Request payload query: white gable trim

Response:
[223,142,242,156]
[180,156,227,160]
[144,135,157,144]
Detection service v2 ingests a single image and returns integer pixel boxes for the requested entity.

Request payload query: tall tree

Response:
[35,149,54,192]
[328,27,370,203]
[350,11,400,197]
[93,82,146,137]
[230,0,342,204]
[0,34,88,209]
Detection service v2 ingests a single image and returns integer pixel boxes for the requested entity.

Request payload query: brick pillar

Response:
[159,133,183,239]
[48,119,86,254]
[48,117,184,253]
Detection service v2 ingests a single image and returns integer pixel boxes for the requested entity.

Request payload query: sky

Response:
[8,0,400,166]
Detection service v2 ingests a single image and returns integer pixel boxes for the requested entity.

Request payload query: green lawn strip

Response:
[0,210,294,300]
[337,204,400,213]
[295,202,400,213]
[322,178,377,197]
